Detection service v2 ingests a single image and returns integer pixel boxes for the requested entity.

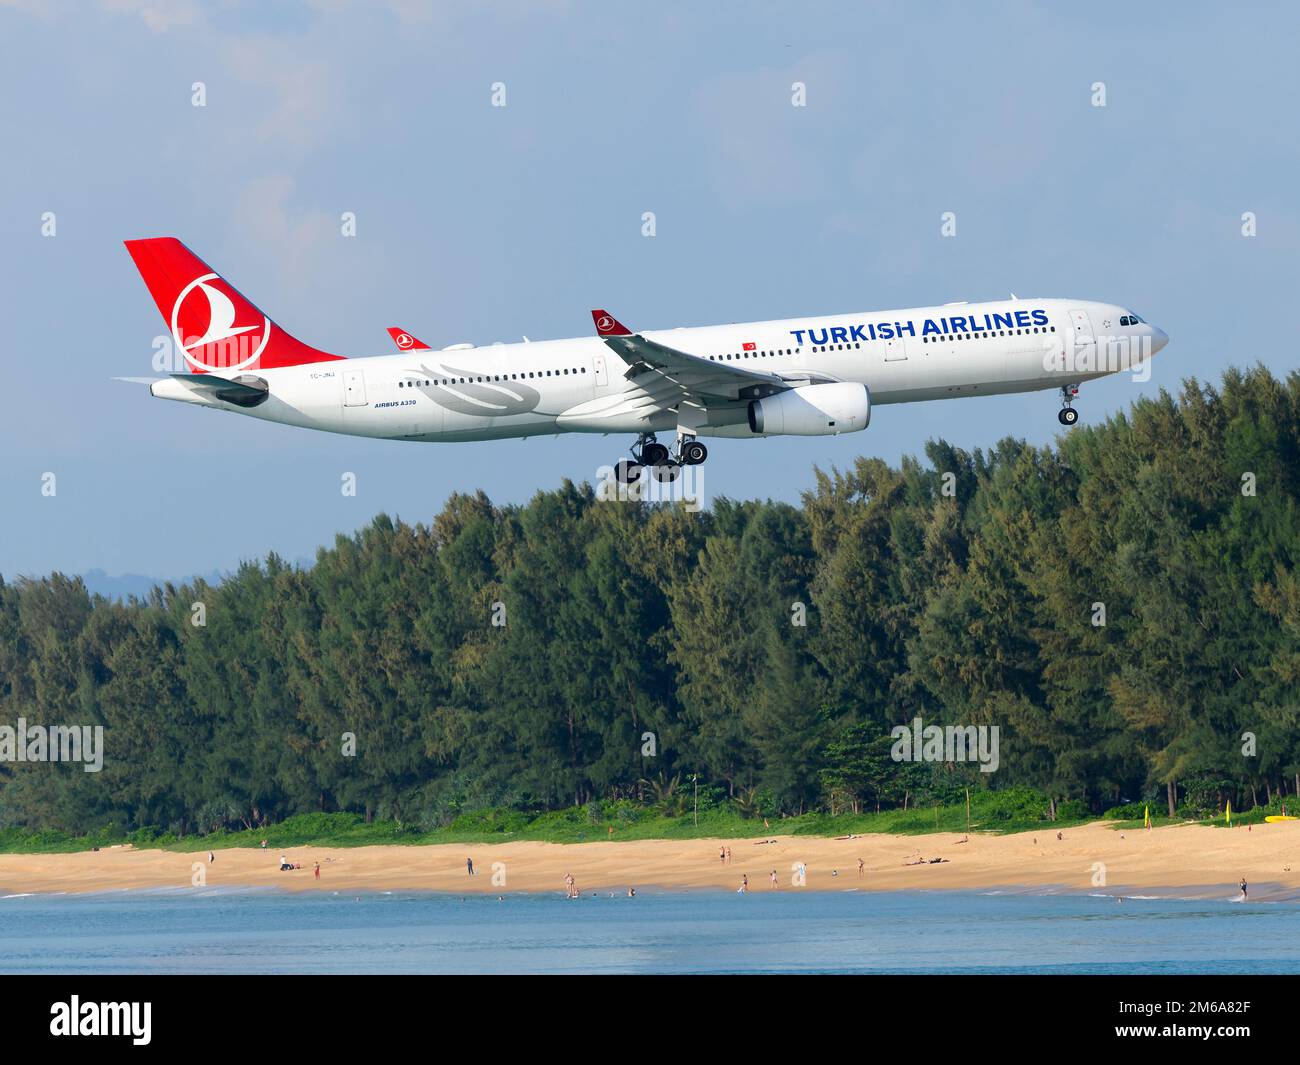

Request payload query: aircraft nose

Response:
[1150,325,1169,354]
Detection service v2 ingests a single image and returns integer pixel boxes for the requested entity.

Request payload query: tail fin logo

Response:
[394,332,416,350]
[170,272,270,372]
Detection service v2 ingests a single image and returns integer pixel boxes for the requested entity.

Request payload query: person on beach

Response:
[627,887,636,897]
[725,846,732,863]
[740,874,748,893]
[314,861,320,880]
[208,850,214,864]
[1239,877,1248,899]
[857,858,865,878]
[720,846,726,864]
[770,869,778,889]
[467,857,475,876]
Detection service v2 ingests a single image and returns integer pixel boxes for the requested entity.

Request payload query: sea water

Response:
[2,887,1298,974]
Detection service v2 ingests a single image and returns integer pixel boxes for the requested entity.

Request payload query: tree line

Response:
[1,366,1297,836]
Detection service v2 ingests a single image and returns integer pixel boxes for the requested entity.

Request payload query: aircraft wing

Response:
[591,309,803,406]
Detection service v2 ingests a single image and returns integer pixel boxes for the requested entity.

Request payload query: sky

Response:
[1,0,1297,582]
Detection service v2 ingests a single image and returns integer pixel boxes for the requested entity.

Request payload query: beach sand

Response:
[2,820,1298,898]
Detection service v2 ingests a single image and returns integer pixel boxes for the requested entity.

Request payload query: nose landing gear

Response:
[1058,385,1080,426]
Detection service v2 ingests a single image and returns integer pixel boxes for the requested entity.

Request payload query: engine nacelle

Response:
[747,382,871,436]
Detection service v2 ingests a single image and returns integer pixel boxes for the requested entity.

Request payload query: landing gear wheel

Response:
[651,463,681,482]
[1058,407,1079,426]
[640,442,670,467]
[681,440,708,465]
[614,459,643,483]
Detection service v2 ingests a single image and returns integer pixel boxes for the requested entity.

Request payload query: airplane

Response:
[124,237,1168,481]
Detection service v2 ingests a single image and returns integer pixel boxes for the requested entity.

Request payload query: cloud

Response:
[220,36,333,149]
[102,0,204,33]
[234,174,338,289]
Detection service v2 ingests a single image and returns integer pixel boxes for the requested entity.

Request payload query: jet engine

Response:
[747,382,870,436]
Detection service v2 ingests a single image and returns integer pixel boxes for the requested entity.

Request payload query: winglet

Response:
[387,326,430,351]
[592,310,633,337]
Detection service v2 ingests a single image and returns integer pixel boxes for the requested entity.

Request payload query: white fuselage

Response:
[151,298,1167,442]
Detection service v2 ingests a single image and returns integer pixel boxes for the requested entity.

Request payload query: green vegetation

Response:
[0,788,1102,853]
[0,367,1297,851]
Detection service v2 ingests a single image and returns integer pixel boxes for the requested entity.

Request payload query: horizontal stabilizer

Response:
[162,373,270,408]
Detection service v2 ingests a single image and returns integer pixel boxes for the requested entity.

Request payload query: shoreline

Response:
[5,879,1297,904]
[2,820,1296,900]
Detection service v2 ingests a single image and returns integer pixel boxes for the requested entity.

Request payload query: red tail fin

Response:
[386,326,430,351]
[124,237,345,373]
[592,309,633,337]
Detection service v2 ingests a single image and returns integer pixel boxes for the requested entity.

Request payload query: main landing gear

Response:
[613,432,708,483]
[1057,384,1080,426]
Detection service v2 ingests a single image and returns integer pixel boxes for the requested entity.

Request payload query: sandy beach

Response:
[2,820,1298,899]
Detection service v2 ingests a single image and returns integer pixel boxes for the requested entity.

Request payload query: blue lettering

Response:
[922,318,941,336]
[790,329,806,344]
[992,312,1014,329]
[808,328,829,345]
[849,324,868,342]
[1014,310,1031,327]
[830,325,849,344]
[896,320,916,337]
[877,322,894,339]
[1031,309,1049,326]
